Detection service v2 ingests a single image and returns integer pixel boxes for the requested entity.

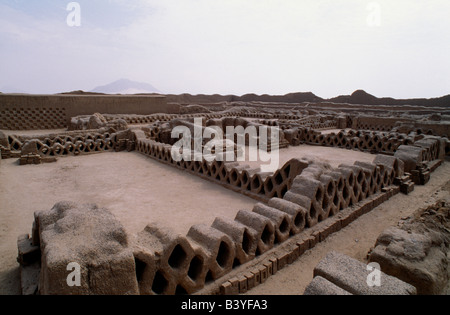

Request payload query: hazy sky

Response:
[0,0,449,98]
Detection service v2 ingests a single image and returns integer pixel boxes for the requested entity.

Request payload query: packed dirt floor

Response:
[0,146,449,295]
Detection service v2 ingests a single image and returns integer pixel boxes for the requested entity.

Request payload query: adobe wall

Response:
[0,94,179,130]
[353,116,450,136]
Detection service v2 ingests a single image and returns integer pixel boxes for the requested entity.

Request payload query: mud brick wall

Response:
[134,123,431,204]
[135,136,309,202]
[285,128,407,154]
[284,127,448,159]
[352,116,450,137]
[106,111,337,131]
[130,154,405,295]
[0,106,67,130]
[6,129,134,161]
[101,112,264,128]
[352,116,408,132]
[0,94,174,130]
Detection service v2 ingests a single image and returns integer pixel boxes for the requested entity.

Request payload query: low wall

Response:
[135,137,306,202]
[0,94,177,130]
[18,152,412,295]
[284,127,448,160]
[352,116,450,136]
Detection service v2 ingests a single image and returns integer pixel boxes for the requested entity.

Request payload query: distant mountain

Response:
[328,90,450,107]
[236,92,323,103]
[56,84,450,107]
[0,85,28,94]
[60,90,106,95]
[165,89,449,107]
[166,92,324,104]
[90,79,160,94]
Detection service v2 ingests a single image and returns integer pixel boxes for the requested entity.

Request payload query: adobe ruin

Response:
[1,93,449,295]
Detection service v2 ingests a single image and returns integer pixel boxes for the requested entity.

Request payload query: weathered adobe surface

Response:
[369,198,450,295]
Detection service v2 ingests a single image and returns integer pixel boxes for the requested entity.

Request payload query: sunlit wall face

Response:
[0,0,449,98]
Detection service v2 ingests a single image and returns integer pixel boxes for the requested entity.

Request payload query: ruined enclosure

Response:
[1,94,450,295]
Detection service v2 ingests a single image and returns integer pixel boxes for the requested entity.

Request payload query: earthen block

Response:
[37,202,139,295]
[238,275,248,293]
[338,209,354,228]
[211,216,258,264]
[391,186,400,195]
[394,145,424,173]
[318,222,332,242]
[187,224,235,280]
[259,265,268,283]
[311,228,321,245]
[419,171,430,185]
[220,280,239,295]
[245,272,256,290]
[269,257,278,274]
[356,199,373,217]
[303,276,352,295]
[369,225,448,295]
[267,198,307,235]
[306,235,317,249]
[288,244,300,264]
[428,159,442,172]
[234,210,275,255]
[277,251,290,270]
[400,181,415,195]
[296,237,310,256]
[251,268,261,286]
[263,260,274,276]
[372,193,385,207]
[252,203,292,243]
[314,251,416,295]
[17,234,40,266]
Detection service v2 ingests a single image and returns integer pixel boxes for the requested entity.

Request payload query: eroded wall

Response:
[0,94,177,130]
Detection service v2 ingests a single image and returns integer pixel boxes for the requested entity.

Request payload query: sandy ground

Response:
[245,161,450,295]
